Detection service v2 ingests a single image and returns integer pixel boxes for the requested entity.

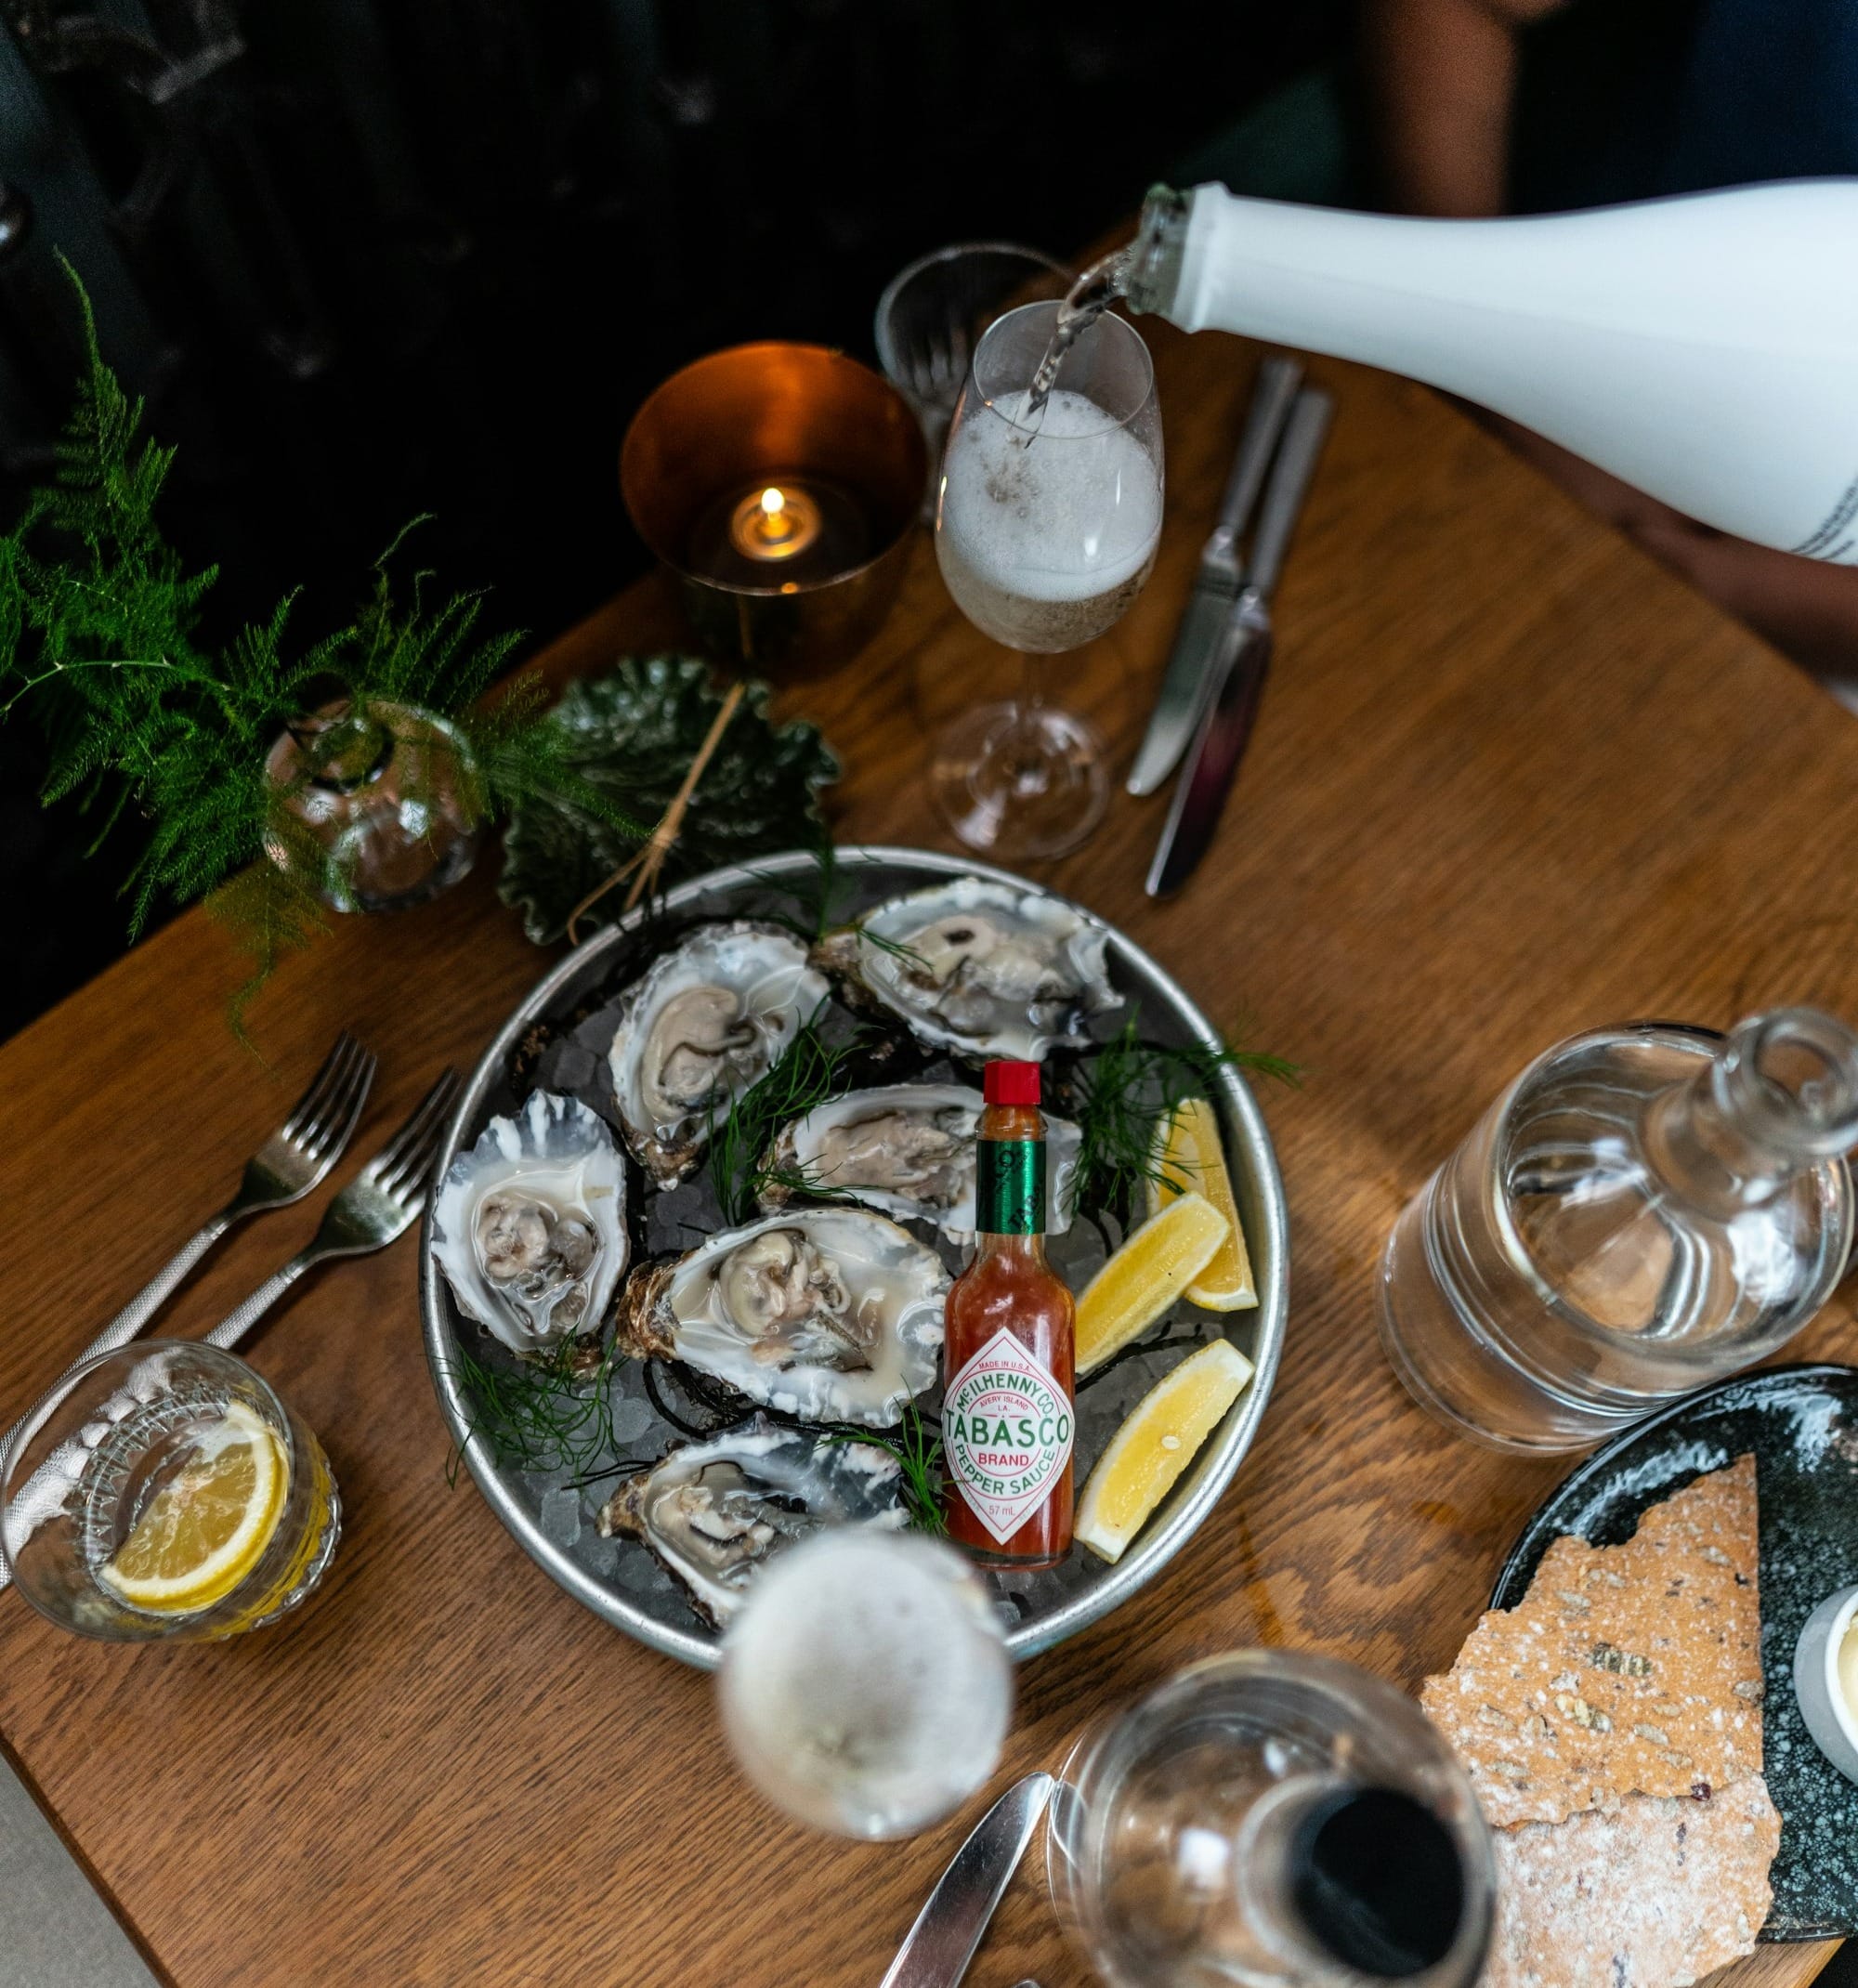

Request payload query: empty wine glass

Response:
[932,302,1163,861]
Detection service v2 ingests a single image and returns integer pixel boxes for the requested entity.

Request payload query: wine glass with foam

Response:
[932,301,1163,860]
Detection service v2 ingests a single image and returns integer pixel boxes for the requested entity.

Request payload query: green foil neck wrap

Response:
[976,1138,1045,1236]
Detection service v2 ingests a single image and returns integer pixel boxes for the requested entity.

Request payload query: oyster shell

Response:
[596,1415,908,1628]
[430,1091,628,1354]
[616,1208,949,1425]
[760,1082,1082,1237]
[814,876,1119,1060]
[607,921,828,1186]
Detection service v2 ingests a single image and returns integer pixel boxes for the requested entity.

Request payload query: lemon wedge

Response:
[1075,1338,1255,1563]
[1075,1190,1230,1375]
[100,1403,287,1614]
[1146,1097,1257,1312]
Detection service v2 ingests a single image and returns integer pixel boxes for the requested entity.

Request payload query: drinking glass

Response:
[716,1530,1012,1838]
[2,1341,341,1641]
[932,301,1163,860]
[874,242,1071,477]
[1049,1653,1494,1988]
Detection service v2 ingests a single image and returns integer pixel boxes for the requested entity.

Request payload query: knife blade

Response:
[1146,386,1332,896]
[877,1772,1053,1988]
[1126,355,1302,797]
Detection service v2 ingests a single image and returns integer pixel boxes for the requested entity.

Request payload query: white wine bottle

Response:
[1120,181,1858,561]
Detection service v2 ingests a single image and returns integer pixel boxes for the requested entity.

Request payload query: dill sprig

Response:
[444,1334,622,1485]
[707,1002,872,1223]
[1066,1010,1301,1221]
[827,1396,947,1536]
[739,840,926,972]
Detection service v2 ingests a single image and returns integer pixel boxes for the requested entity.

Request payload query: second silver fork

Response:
[206,1068,461,1354]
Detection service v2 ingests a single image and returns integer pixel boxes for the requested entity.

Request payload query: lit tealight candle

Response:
[730,483,823,563]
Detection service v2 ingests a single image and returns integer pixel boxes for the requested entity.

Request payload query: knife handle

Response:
[1245,387,1332,600]
[1145,633,1272,900]
[1216,355,1303,538]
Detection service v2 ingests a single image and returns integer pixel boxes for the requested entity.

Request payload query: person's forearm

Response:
[1363,0,1529,216]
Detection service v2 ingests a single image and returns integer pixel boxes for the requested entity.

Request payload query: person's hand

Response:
[1485,416,1858,682]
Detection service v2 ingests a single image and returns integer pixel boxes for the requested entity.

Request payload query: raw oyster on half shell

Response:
[607,921,828,1186]
[616,1208,948,1425]
[596,1415,908,1628]
[814,875,1119,1061]
[759,1081,1082,1237]
[429,1090,628,1354]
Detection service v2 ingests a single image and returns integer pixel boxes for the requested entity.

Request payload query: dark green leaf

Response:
[496,654,841,945]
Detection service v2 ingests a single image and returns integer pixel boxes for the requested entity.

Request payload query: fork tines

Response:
[371,1069,462,1201]
[282,1030,379,1158]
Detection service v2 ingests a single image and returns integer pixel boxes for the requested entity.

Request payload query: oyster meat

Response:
[430,1090,628,1354]
[607,921,828,1185]
[597,1415,908,1628]
[616,1208,948,1425]
[761,1081,1082,1237]
[814,875,1119,1060]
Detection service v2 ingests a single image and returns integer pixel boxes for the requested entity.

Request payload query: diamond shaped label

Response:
[944,1328,1075,1546]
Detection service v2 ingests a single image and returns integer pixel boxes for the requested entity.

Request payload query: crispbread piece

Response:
[1485,1774,1779,1988]
[1421,1457,1761,1828]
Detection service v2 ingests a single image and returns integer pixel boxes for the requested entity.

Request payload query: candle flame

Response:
[759,486,785,519]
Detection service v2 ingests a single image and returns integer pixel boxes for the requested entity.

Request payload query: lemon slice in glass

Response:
[1075,1338,1255,1563]
[1146,1097,1257,1311]
[100,1403,287,1614]
[1075,1190,1230,1375]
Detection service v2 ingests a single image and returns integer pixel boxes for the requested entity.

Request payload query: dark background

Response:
[0,0,1351,1038]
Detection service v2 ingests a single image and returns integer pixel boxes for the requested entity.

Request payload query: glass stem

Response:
[1019,649,1047,716]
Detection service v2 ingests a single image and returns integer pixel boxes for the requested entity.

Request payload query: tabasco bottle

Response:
[942,1060,1076,1569]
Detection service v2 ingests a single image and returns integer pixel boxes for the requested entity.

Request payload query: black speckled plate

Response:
[1493,1365,1858,1942]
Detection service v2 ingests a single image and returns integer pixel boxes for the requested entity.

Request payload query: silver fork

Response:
[1,1031,374,1440]
[205,1068,460,1354]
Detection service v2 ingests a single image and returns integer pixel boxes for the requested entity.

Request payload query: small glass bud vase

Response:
[264,700,481,912]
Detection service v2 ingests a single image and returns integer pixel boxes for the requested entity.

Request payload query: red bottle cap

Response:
[984,1060,1041,1105]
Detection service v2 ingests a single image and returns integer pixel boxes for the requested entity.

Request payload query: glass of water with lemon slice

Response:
[2,1341,338,1641]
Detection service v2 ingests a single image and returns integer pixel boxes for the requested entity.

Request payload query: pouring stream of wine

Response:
[1017,243,1133,439]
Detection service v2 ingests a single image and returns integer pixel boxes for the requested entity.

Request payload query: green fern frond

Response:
[0,265,609,1027]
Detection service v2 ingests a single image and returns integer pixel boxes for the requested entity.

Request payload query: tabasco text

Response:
[942,1059,1076,1568]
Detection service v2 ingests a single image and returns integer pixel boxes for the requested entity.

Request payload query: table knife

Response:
[877,1772,1053,1988]
[1126,354,1302,797]
[1146,385,1333,897]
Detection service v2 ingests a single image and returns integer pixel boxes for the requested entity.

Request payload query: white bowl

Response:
[1794,1583,1858,1784]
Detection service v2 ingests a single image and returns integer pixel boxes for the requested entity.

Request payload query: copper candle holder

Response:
[621,342,927,681]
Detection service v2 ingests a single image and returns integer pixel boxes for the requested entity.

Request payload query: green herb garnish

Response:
[1066,1010,1300,1222]
[708,1002,872,1223]
[828,1396,947,1536]
[444,1335,621,1485]
[736,840,927,978]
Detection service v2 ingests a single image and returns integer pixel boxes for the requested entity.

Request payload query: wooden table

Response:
[3,313,1854,1988]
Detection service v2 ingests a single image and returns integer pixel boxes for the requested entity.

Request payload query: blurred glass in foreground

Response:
[717,1530,1011,1838]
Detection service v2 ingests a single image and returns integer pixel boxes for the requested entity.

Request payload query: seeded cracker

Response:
[1485,1777,1781,1988]
[1420,1456,1763,1828]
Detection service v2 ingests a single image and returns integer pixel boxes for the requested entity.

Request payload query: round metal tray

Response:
[420,846,1289,1668]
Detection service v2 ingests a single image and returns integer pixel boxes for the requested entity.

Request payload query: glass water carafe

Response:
[1380,1007,1858,1453]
